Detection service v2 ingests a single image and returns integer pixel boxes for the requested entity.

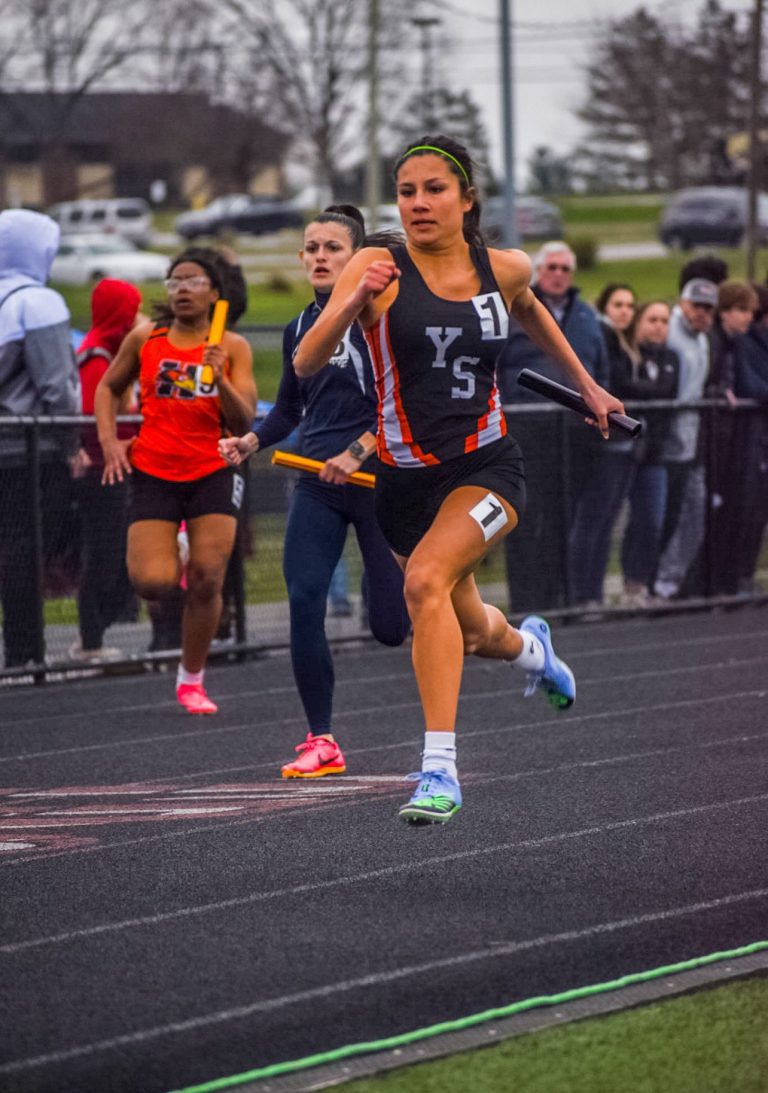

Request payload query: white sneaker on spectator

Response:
[653,579,678,600]
[67,643,122,662]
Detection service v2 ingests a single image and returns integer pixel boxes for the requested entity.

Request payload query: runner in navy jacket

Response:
[220,207,409,778]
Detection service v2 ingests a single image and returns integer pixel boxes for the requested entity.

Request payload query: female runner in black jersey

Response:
[295,137,624,824]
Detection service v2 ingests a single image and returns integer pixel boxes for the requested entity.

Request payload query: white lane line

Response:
[3,790,767,955]
[3,673,764,769]
[1,694,766,869]
[2,882,767,1076]
[3,627,768,729]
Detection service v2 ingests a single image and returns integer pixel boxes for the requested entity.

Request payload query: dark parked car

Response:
[175,194,303,239]
[481,195,563,243]
[658,187,768,250]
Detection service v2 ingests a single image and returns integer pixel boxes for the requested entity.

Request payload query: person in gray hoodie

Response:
[0,209,79,666]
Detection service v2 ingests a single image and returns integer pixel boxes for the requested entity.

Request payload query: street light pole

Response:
[410,15,440,130]
[366,0,381,230]
[746,0,764,280]
[499,0,519,247]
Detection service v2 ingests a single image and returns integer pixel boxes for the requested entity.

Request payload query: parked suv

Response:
[658,187,768,250]
[175,194,303,239]
[46,198,152,246]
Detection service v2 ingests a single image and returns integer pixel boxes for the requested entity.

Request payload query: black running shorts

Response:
[375,434,526,557]
[128,466,245,525]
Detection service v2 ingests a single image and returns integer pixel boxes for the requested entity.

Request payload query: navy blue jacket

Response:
[495,285,609,404]
[736,326,768,403]
[254,292,377,462]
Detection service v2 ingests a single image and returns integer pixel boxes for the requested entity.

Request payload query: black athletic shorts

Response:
[128,466,245,525]
[375,434,526,557]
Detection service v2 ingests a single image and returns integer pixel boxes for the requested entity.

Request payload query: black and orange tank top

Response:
[364,243,508,467]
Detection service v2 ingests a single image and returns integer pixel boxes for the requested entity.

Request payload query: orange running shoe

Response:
[281,733,346,778]
[176,683,218,715]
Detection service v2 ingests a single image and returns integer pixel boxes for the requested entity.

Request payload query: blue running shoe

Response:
[519,615,576,710]
[398,770,462,825]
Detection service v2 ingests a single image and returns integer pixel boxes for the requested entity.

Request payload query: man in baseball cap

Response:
[652,276,715,601]
[680,277,719,314]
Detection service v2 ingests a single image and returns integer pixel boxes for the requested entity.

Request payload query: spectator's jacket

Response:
[0,210,79,464]
[706,322,738,398]
[607,330,680,463]
[737,325,768,403]
[495,284,609,405]
[662,305,710,463]
[77,278,142,465]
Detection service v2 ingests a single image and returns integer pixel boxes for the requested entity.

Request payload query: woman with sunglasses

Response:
[95,248,257,714]
[294,135,623,825]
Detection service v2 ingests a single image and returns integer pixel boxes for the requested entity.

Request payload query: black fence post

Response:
[25,423,46,682]
[560,412,572,608]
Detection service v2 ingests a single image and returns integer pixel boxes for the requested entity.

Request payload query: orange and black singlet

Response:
[130,326,228,481]
[364,243,509,468]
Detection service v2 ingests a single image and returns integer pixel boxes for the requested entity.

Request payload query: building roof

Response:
[0,91,290,168]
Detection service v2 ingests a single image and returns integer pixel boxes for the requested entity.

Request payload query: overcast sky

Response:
[430,0,752,185]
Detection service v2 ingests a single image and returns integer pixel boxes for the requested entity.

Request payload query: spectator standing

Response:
[731,284,768,593]
[0,209,80,667]
[568,282,638,606]
[70,279,142,661]
[496,242,609,612]
[700,280,759,596]
[653,279,716,601]
[678,255,729,294]
[615,301,680,604]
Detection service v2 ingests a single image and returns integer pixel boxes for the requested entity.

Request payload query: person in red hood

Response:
[70,279,142,661]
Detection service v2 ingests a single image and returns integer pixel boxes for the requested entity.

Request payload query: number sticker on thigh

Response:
[469,492,508,541]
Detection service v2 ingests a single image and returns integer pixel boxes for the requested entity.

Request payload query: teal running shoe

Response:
[519,615,576,710]
[398,770,462,825]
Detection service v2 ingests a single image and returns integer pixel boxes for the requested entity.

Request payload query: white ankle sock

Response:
[177,665,204,688]
[512,631,545,672]
[422,731,457,778]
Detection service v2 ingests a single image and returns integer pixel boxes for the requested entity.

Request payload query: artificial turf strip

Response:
[341,977,768,1093]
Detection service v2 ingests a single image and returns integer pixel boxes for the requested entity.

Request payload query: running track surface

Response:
[1,608,767,1093]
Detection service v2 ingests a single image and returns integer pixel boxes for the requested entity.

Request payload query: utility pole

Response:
[499,0,519,247]
[411,15,440,130]
[366,0,381,230]
[746,0,764,280]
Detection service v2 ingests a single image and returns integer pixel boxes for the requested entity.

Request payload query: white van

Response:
[46,198,152,246]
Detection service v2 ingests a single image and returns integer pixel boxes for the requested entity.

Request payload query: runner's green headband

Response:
[399,145,470,187]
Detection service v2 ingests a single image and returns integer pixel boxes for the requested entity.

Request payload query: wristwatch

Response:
[347,439,366,461]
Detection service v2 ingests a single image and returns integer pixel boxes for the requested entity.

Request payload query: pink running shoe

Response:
[281,733,346,778]
[176,683,218,715]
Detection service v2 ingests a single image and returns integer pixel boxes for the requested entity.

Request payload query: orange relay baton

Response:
[271,450,376,489]
[207,299,229,344]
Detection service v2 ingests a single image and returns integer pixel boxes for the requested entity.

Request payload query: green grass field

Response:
[340,977,768,1093]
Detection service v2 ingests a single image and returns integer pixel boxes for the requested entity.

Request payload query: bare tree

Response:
[577,0,753,191]
[218,0,411,196]
[0,0,152,197]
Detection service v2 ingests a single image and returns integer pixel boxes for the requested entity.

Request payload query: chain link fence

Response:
[1,398,766,682]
